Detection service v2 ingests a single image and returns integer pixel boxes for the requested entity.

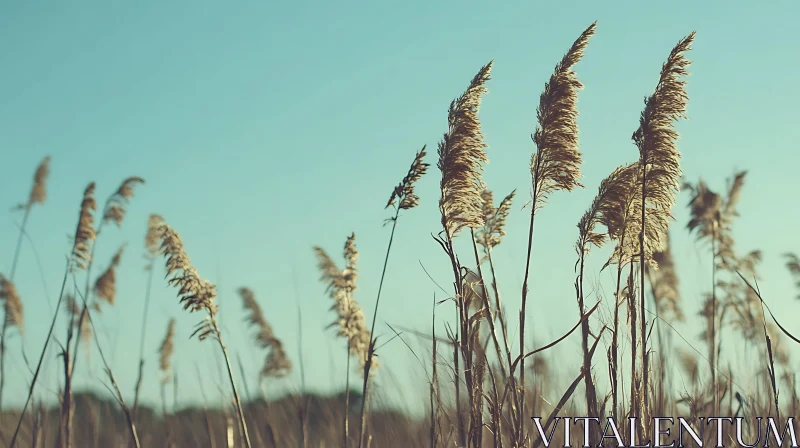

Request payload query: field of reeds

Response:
[1,21,800,448]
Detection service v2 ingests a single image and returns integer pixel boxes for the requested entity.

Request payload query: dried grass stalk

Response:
[438,61,492,238]
[158,222,252,447]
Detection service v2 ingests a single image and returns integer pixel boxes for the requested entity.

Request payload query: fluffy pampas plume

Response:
[530,22,596,209]
[438,62,492,238]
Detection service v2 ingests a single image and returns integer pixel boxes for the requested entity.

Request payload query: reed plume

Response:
[718,171,748,270]
[604,164,669,267]
[146,214,165,258]
[158,222,252,448]
[632,31,695,416]
[521,22,596,441]
[159,319,176,384]
[0,275,23,333]
[313,235,372,369]
[476,189,515,256]
[530,22,595,209]
[94,244,126,306]
[238,287,292,378]
[437,61,492,238]
[386,146,429,211]
[649,234,683,322]
[160,225,217,319]
[262,338,292,378]
[13,155,51,211]
[103,177,145,227]
[70,183,98,271]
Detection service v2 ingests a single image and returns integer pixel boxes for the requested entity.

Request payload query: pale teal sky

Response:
[0,0,798,413]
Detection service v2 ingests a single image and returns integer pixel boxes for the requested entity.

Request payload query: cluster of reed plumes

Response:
[2,20,800,448]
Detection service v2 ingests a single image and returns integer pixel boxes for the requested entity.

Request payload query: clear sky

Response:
[0,0,798,414]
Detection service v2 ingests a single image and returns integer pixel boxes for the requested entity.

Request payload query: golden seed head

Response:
[0,275,23,333]
[531,22,596,209]
[103,177,145,227]
[386,146,430,211]
[71,183,97,272]
[438,61,492,238]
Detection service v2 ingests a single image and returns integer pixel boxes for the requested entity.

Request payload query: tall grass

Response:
[3,23,800,448]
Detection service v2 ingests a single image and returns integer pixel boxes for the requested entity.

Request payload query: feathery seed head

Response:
[313,235,376,373]
[633,32,695,213]
[578,164,636,251]
[531,22,596,209]
[158,224,218,321]
[24,156,51,209]
[238,287,292,378]
[386,146,430,210]
[103,177,145,227]
[262,339,292,378]
[476,189,515,253]
[159,319,176,384]
[604,164,669,267]
[438,61,492,238]
[342,233,359,294]
[94,244,126,306]
[71,183,97,272]
[649,234,683,322]
[145,214,166,259]
[0,275,23,333]
[238,287,276,349]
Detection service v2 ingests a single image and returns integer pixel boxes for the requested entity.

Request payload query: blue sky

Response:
[0,0,798,413]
